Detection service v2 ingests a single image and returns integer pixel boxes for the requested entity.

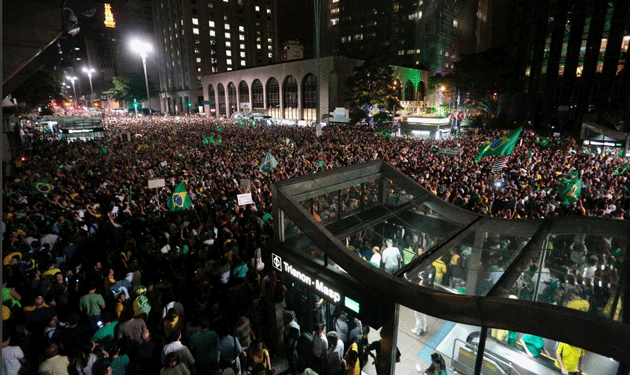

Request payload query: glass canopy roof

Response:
[272,160,630,361]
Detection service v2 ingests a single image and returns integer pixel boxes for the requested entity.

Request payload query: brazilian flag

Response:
[202,134,209,145]
[100,145,108,154]
[34,178,53,194]
[216,124,223,132]
[613,164,628,176]
[475,127,523,163]
[378,129,391,139]
[535,135,549,147]
[167,182,192,211]
[560,171,578,184]
[209,134,215,145]
[557,179,582,205]
[217,136,223,146]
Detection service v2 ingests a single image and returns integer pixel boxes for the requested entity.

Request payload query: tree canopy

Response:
[12,71,65,108]
[105,74,158,104]
[345,58,400,123]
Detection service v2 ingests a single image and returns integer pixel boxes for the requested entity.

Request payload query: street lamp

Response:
[130,39,152,113]
[66,76,78,106]
[82,67,95,100]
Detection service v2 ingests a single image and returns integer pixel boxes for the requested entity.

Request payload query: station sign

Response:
[272,252,356,310]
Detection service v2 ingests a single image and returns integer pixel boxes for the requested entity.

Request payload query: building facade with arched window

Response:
[201,56,429,123]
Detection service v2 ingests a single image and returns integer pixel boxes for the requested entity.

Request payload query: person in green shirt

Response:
[79,281,105,332]
[110,342,130,375]
[519,334,550,358]
[91,312,118,352]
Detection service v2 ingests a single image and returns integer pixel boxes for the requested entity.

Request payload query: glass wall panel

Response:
[281,209,325,265]
[480,328,620,375]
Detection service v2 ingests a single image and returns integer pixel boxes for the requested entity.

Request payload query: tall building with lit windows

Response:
[320,0,503,75]
[511,0,630,128]
[152,0,278,114]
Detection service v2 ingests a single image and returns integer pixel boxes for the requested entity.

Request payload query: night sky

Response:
[277,0,314,58]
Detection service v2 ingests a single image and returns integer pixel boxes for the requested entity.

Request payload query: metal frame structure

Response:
[271,160,630,375]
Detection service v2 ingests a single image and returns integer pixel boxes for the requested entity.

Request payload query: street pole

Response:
[142,54,151,113]
[314,0,322,126]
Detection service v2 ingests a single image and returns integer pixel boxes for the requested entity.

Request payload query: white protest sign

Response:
[148,178,166,189]
[237,193,254,205]
[160,161,168,167]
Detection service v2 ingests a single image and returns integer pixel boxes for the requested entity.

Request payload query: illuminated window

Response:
[226,41,231,47]
[241,60,246,66]
[227,67,232,71]
[193,28,199,34]
[194,48,200,54]
[192,18,198,25]
[240,44,245,49]
[197,67,201,72]
[267,38,272,44]
[268,52,272,58]
[257,44,261,49]
[240,52,245,57]
[354,34,363,40]
[208,2,213,8]
[227,59,232,65]
[210,30,215,36]
[225,32,231,38]
[332,0,338,3]
[225,24,230,30]
[239,34,245,40]
[393,3,399,12]
[453,19,458,28]
[398,50,404,55]
[226,50,232,56]
[255,5,260,11]
[525,66,531,76]
[239,26,244,32]
[341,36,347,43]
[331,18,339,26]
[209,21,215,27]
[196,57,202,63]
[331,8,339,14]
[622,36,630,52]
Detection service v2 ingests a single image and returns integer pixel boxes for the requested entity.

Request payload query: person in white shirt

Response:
[2,333,25,375]
[162,330,195,370]
[312,323,328,375]
[381,240,401,273]
[326,331,344,375]
[369,247,382,268]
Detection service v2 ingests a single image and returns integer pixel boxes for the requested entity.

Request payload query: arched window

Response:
[404,81,415,101]
[302,74,317,122]
[252,79,264,108]
[417,81,426,100]
[283,76,298,120]
[266,78,280,118]
[283,76,298,108]
[217,83,226,117]
[227,82,237,116]
[238,81,249,105]
[207,85,216,114]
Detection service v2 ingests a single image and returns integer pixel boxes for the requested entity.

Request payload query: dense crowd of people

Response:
[2,113,628,375]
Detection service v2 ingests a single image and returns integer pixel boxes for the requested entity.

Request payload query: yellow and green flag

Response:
[202,134,209,145]
[475,127,523,163]
[209,134,215,145]
[378,129,391,139]
[560,171,578,184]
[557,179,582,205]
[167,181,192,211]
[613,164,628,176]
[34,178,53,194]
[216,124,223,132]
[535,135,549,147]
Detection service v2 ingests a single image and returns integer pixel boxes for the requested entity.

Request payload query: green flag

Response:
[535,135,549,147]
[557,179,582,205]
[475,127,523,163]
[100,145,108,154]
[560,171,578,184]
[378,129,391,139]
[167,181,192,211]
[613,164,628,176]
[216,124,223,132]
[209,134,215,145]
[34,178,53,194]
[217,136,223,146]
[203,134,209,145]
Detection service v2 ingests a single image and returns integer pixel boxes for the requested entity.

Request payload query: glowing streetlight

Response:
[440,85,446,92]
[82,67,95,98]
[66,76,78,106]
[130,39,152,113]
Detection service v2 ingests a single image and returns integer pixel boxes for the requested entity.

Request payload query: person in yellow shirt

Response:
[555,342,584,375]
[432,256,447,285]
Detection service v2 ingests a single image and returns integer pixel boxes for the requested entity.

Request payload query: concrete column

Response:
[465,229,487,295]
[377,303,400,375]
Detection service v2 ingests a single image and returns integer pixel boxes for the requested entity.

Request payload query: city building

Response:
[151,0,279,114]
[511,0,630,129]
[319,0,509,75]
[279,40,304,61]
[200,56,429,123]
